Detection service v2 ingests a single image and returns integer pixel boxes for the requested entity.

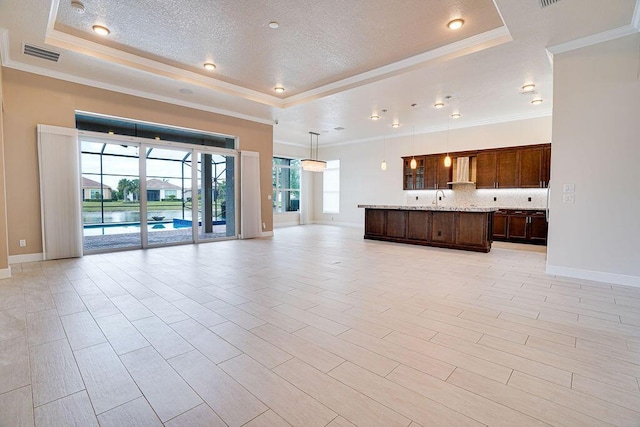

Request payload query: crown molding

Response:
[546,23,640,56]
[282,26,513,109]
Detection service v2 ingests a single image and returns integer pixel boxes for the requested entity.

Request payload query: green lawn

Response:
[83,200,187,212]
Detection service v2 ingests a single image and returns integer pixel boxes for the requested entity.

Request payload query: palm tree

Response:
[117,178,131,201]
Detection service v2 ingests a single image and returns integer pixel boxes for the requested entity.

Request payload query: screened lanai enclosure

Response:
[80,136,236,253]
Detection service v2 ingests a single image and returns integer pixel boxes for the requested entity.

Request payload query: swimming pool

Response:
[83,221,179,236]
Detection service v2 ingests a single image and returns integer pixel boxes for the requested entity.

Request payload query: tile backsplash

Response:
[406,185,548,209]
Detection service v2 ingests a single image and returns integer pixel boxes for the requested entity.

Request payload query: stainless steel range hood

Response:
[448,157,476,185]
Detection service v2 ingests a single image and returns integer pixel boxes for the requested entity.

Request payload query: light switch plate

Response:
[563,183,575,193]
[562,194,575,203]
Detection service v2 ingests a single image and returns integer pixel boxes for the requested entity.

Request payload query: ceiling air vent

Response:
[539,0,561,8]
[333,127,345,131]
[23,44,60,62]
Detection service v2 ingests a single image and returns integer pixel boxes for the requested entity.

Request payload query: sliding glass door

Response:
[81,141,142,252]
[81,135,237,253]
[145,147,194,246]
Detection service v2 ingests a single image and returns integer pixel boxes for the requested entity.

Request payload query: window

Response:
[323,160,340,214]
[89,189,102,200]
[272,157,300,212]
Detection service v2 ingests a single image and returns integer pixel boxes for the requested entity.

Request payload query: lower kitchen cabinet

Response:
[493,209,548,245]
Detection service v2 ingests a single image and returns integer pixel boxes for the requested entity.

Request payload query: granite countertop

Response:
[357,204,499,212]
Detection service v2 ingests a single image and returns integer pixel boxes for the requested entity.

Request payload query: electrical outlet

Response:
[267,194,272,200]
[562,194,575,203]
[19,239,26,247]
[415,196,418,200]
[528,197,532,202]
[563,183,575,193]
[493,197,497,202]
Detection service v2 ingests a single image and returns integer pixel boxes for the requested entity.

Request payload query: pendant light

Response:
[301,132,326,172]
[380,136,387,171]
[410,126,417,169]
[444,115,452,167]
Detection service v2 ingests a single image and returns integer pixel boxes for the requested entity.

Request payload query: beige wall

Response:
[2,68,273,257]
[0,65,9,270]
[547,34,640,286]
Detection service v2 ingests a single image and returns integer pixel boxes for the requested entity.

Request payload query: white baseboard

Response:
[261,231,274,237]
[0,266,11,279]
[274,222,300,228]
[546,264,640,288]
[311,220,363,228]
[8,253,44,264]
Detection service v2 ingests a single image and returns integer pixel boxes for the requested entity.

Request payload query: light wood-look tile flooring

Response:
[1,225,639,426]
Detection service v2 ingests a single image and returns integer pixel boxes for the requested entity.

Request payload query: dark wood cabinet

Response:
[497,149,518,188]
[519,146,544,188]
[403,157,425,190]
[423,155,451,189]
[403,144,550,190]
[493,209,548,245]
[431,211,455,243]
[363,208,495,252]
[407,211,430,241]
[492,210,508,239]
[475,152,497,189]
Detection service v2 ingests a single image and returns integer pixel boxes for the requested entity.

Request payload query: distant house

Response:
[82,177,112,201]
[146,179,181,201]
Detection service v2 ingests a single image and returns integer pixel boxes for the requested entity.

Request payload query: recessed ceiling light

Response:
[531,98,543,105]
[448,19,464,30]
[71,0,85,14]
[370,115,381,120]
[92,25,110,36]
[522,84,536,92]
[203,62,216,71]
[434,102,445,109]
[178,88,193,94]
[274,86,285,93]
[268,22,279,29]
[451,113,461,118]
[391,123,401,128]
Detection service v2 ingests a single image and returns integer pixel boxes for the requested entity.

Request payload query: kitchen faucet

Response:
[434,189,445,206]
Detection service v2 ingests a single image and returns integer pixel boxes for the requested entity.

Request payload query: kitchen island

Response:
[358,205,498,253]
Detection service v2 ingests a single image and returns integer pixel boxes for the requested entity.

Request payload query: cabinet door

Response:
[528,213,548,243]
[542,145,551,188]
[386,211,407,238]
[424,155,438,189]
[365,209,385,236]
[507,212,528,239]
[475,152,497,189]
[414,157,426,189]
[403,159,414,190]
[407,211,430,241]
[431,211,455,242]
[492,211,508,239]
[519,147,544,188]
[436,154,452,188]
[456,212,487,246]
[496,150,518,188]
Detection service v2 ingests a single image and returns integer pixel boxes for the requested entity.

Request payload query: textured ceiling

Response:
[54,0,503,96]
[0,0,638,146]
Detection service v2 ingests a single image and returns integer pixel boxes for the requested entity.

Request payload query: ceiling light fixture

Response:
[92,25,110,36]
[370,114,380,120]
[71,1,85,14]
[447,19,465,30]
[434,102,445,109]
[178,88,193,94]
[268,21,279,29]
[301,132,326,172]
[274,86,285,93]
[531,98,543,105]
[203,62,216,71]
[521,84,536,92]
[451,113,461,119]
[391,123,400,128]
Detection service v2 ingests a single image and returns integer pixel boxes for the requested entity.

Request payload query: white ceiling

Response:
[1,0,639,146]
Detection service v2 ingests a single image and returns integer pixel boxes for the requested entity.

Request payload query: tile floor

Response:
[1,225,639,426]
